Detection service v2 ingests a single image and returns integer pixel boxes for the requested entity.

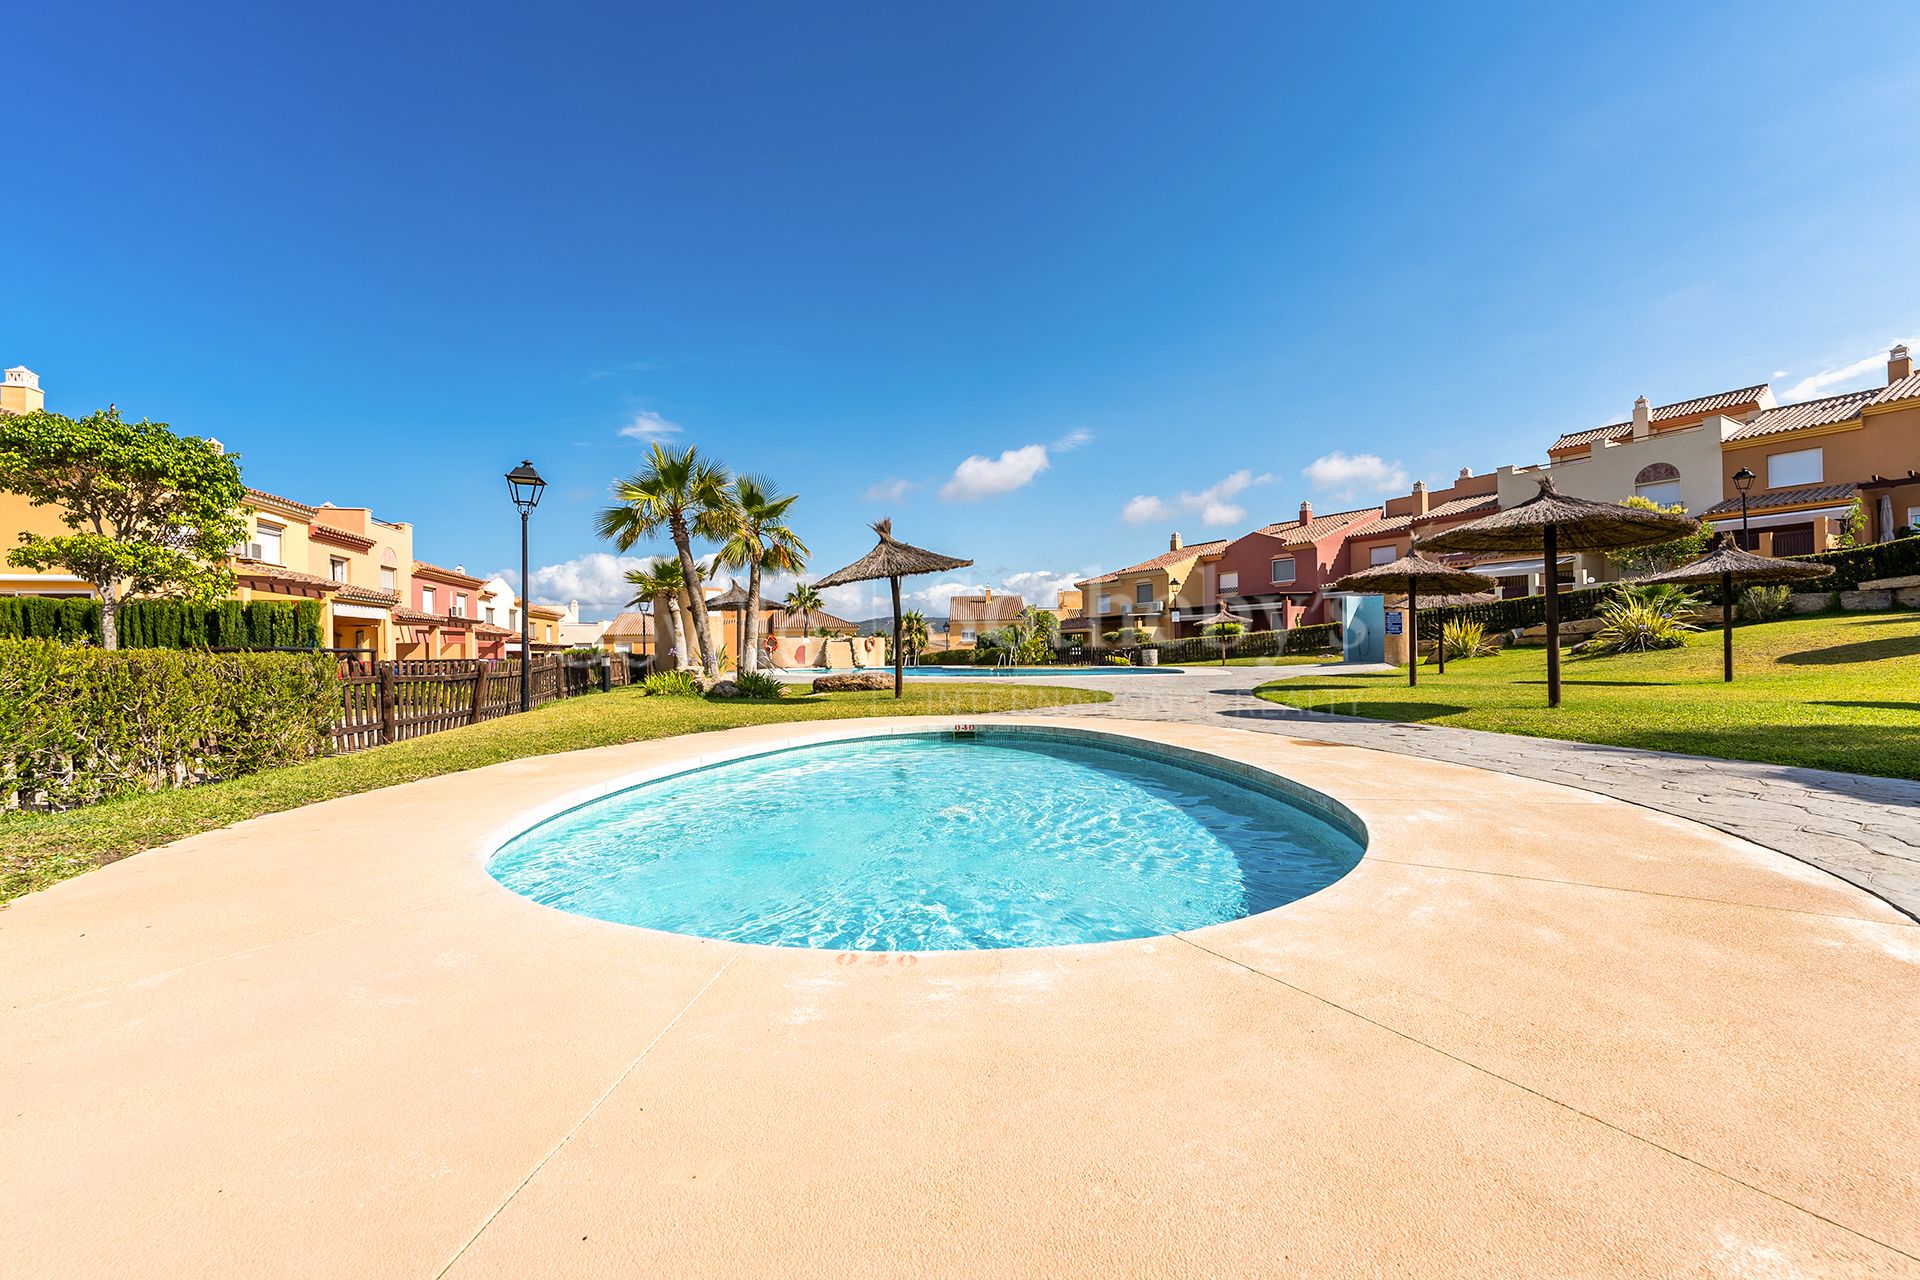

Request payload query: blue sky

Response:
[6,2,1918,619]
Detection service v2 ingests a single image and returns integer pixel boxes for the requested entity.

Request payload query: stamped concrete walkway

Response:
[1015,664,1920,922]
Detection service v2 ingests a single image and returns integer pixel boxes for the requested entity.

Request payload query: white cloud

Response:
[864,477,918,503]
[1001,568,1085,608]
[1052,428,1094,453]
[1122,469,1273,530]
[1302,451,1410,502]
[1121,494,1175,525]
[940,444,1051,501]
[527,552,667,617]
[617,409,684,443]
[1781,338,1916,402]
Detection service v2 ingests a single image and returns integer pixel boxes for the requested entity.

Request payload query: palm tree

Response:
[899,609,930,664]
[783,582,823,640]
[714,476,808,673]
[597,443,732,676]
[625,559,688,667]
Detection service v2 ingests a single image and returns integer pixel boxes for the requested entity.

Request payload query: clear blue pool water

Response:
[488,732,1365,951]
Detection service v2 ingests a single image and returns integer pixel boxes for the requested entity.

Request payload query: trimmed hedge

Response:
[1784,534,1920,590]
[1147,623,1343,664]
[0,596,323,649]
[1425,535,1920,634]
[0,639,340,812]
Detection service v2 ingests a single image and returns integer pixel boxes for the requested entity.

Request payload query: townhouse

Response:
[947,589,1025,646]
[1070,534,1228,643]
[1199,505,1378,629]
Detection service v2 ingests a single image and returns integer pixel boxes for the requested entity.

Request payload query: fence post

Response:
[468,661,487,725]
[378,662,397,744]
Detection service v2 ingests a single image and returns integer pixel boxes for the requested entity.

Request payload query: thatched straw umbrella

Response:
[1421,475,1698,707]
[709,578,779,672]
[813,519,973,698]
[1192,605,1245,665]
[1329,552,1497,685]
[1635,533,1833,682]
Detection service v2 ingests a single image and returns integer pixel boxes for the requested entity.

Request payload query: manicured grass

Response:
[0,682,1109,904]
[1254,611,1920,779]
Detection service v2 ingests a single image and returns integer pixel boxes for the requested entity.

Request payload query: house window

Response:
[380,566,397,591]
[1270,556,1296,585]
[1369,545,1396,567]
[1135,581,1152,605]
[253,521,283,565]
[451,593,467,618]
[961,628,976,642]
[1097,595,1113,614]
[329,557,348,583]
[1908,507,1920,532]
[1218,571,1239,594]
[1767,448,1823,489]
[1635,479,1684,508]
[484,605,496,625]
[421,586,436,613]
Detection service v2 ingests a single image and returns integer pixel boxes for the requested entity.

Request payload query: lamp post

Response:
[1732,468,1755,549]
[505,460,546,712]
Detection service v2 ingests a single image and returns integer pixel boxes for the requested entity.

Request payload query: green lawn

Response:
[0,681,1109,904]
[1254,611,1920,779]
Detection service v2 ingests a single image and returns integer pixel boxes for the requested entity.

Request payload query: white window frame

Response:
[1369,545,1396,567]
[451,593,467,619]
[421,586,436,613]
[329,557,348,583]
[380,566,397,591]
[1217,571,1239,594]
[1134,581,1153,605]
[253,520,284,565]
[1270,556,1296,585]
[1908,506,1920,530]
[1767,447,1823,489]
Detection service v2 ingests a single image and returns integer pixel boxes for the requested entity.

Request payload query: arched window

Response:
[1633,462,1683,509]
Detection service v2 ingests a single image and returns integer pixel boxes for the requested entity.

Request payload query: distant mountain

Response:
[855,615,946,635]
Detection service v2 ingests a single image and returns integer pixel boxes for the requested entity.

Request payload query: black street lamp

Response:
[505,460,546,711]
[1732,467,1756,549]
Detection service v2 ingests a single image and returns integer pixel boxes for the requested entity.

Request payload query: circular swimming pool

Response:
[488,730,1366,951]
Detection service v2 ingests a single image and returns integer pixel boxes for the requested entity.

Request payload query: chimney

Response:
[1169,531,1183,552]
[1458,467,1472,480]
[206,437,225,455]
[1891,344,1913,384]
[0,366,44,416]
[982,587,991,601]
[1631,395,1652,441]
[1411,480,1430,516]
[1298,500,1313,525]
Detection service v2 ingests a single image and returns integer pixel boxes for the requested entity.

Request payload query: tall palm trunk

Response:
[670,514,718,676]
[661,592,689,669]
[743,560,764,672]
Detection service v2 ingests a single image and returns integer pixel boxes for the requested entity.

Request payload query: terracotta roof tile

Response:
[1702,482,1859,517]
[1252,508,1381,547]
[1549,384,1771,452]
[947,594,1027,626]
[245,487,318,517]
[410,560,487,587]
[602,611,654,639]
[331,582,399,605]
[1345,495,1498,539]
[1078,539,1230,586]
[309,523,377,551]
[229,558,338,591]
[764,607,858,633]
[1868,373,1920,408]
[1725,388,1877,442]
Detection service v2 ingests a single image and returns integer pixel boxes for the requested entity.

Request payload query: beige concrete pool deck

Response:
[3,716,1917,1278]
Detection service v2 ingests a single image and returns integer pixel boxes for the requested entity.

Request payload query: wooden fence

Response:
[332,654,639,754]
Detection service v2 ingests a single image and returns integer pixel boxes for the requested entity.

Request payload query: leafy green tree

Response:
[713,475,808,672]
[596,443,732,676]
[0,408,248,650]
[625,558,689,667]
[899,609,931,663]
[784,582,823,638]
[1606,497,1708,577]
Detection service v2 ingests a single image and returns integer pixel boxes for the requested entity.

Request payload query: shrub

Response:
[1107,655,1132,666]
[1736,584,1794,623]
[641,669,702,697]
[1440,618,1496,660]
[0,639,339,811]
[0,595,324,650]
[1573,584,1701,656]
[730,670,785,699]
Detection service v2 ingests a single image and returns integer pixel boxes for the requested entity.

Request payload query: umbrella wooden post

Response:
[890,575,904,699]
[1543,523,1561,708]
[1407,583,1418,688]
[1435,600,1446,675]
[1722,569,1734,683]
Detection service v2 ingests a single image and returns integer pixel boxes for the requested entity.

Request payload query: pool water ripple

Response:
[489,733,1365,950]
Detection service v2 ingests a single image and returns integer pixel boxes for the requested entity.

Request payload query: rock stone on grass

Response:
[812,674,890,693]
[707,680,741,698]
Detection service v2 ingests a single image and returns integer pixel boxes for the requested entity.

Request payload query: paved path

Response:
[1012,664,1920,922]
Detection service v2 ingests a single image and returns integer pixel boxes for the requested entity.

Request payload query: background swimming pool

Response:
[489,732,1365,950]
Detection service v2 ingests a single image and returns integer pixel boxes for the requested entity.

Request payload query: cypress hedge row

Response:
[1147,624,1342,664]
[0,639,341,812]
[0,596,323,649]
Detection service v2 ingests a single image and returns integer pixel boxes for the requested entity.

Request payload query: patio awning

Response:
[1702,504,1855,531]
[1467,555,1576,578]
